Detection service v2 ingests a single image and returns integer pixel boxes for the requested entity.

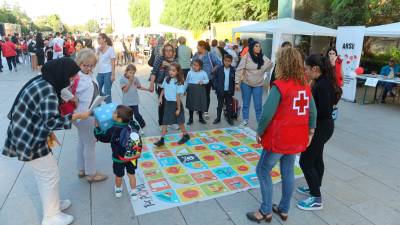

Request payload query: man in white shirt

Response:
[51,32,64,59]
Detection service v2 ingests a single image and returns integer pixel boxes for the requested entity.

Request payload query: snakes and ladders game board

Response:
[127,127,303,215]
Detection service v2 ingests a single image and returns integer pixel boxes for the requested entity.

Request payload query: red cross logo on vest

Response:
[293,91,309,115]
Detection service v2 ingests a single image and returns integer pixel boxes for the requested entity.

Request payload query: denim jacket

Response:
[192,51,222,80]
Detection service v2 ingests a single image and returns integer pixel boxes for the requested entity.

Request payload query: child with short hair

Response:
[185,59,209,125]
[120,64,149,134]
[212,54,236,125]
[94,105,141,199]
[154,63,190,146]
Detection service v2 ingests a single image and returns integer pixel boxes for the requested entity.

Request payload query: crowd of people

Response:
[3,30,345,225]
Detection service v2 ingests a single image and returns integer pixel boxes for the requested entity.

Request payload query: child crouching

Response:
[94,105,142,199]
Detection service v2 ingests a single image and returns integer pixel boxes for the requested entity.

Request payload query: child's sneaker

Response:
[154,137,165,147]
[296,186,311,196]
[204,112,210,120]
[115,186,123,198]
[139,129,145,135]
[239,120,248,128]
[130,189,138,201]
[178,134,190,145]
[297,197,323,211]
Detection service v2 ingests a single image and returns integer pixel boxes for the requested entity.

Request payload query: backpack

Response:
[117,123,142,162]
[224,96,241,120]
[148,48,156,67]
[28,41,36,53]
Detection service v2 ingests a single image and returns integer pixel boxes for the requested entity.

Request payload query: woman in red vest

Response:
[246,47,317,223]
[326,47,343,87]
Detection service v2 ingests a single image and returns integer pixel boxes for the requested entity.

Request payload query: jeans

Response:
[27,154,61,220]
[257,150,295,214]
[382,83,396,101]
[241,83,263,121]
[129,105,146,128]
[74,118,97,176]
[97,72,112,103]
[216,92,233,120]
[6,56,17,71]
[300,119,334,197]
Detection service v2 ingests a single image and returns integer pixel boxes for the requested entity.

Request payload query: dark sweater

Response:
[313,75,335,121]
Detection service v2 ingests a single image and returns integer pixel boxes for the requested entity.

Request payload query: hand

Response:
[158,98,163,105]
[199,80,203,85]
[175,109,180,116]
[94,120,99,127]
[149,83,155,93]
[256,135,261,144]
[307,129,315,147]
[74,111,91,121]
[235,84,240,92]
[111,74,115,82]
[71,96,79,106]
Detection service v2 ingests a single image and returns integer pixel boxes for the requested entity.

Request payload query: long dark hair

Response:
[248,41,264,69]
[325,47,337,58]
[36,32,44,48]
[99,33,113,46]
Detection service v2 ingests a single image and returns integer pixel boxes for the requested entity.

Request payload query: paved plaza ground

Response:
[0,62,399,225]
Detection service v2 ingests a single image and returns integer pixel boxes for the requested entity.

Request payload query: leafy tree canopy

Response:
[129,0,150,27]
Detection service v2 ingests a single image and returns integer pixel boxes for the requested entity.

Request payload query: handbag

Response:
[59,76,80,116]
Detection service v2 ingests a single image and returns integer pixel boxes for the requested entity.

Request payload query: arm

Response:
[158,89,165,105]
[309,96,317,129]
[111,58,116,82]
[235,54,247,90]
[263,56,274,73]
[149,56,163,92]
[256,86,281,136]
[314,81,333,119]
[176,94,181,116]
[121,79,132,93]
[210,52,222,73]
[203,71,209,84]
[94,125,114,143]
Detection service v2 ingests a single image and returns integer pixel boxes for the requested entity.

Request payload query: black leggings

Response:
[157,86,166,126]
[300,119,334,197]
[205,82,211,112]
[189,110,203,121]
[6,56,16,71]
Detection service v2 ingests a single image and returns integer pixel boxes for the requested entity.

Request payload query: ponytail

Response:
[99,33,113,47]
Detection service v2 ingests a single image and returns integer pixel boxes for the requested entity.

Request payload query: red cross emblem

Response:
[293,91,309,115]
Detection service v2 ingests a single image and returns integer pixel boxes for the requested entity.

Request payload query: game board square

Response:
[140,152,153,161]
[212,167,238,179]
[238,137,255,144]
[148,178,171,192]
[216,135,235,142]
[139,160,159,170]
[172,147,193,156]
[243,174,259,186]
[247,143,263,150]
[164,134,181,142]
[200,181,229,196]
[183,161,208,170]
[169,175,196,185]
[232,146,254,155]
[158,157,180,167]
[191,171,218,184]
[210,129,225,135]
[224,156,246,166]
[154,189,180,203]
[191,145,211,153]
[154,149,173,159]
[241,152,260,162]
[225,128,242,135]
[232,164,251,175]
[165,141,181,148]
[208,142,228,151]
[225,140,242,148]
[216,149,237,158]
[223,177,250,190]
[199,152,222,168]
[164,165,186,176]
[185,138,204,146]
[143,169,164,180]
[232,133,247,139]
[200,137,219,144]
[176,186,204,202]
[188,132,200,138]
[177,154,200,164]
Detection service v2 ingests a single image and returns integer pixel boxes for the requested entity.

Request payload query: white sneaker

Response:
[139,129,145,135]
[42,212,74,225]
[239,120,248,128]
[115,186,123,198]
[130,189,138,201]
[204,112,210,120]
[60,199,71,211]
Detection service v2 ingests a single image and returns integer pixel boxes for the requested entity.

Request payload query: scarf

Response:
[248,41,264,70]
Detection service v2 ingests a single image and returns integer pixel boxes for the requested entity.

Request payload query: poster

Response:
[125,127,304,215]
[336,26,365,102]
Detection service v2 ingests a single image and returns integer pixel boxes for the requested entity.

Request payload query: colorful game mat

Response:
[126,127,303,215]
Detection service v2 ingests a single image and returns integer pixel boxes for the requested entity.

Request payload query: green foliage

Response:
[34,14,65,32]
[84,19,99,33]
[128,0,150,27]
[0,5,35,34]
[160,0,271,32]
[105,24,113,34]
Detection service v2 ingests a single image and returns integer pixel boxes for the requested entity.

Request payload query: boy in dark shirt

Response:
[94,105,141,199]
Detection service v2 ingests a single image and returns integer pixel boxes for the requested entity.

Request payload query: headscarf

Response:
[41,57,80,99]
[249,41,264,70]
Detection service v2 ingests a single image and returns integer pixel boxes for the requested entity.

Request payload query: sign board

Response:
[364,78,379,87]
[336,26,365,102]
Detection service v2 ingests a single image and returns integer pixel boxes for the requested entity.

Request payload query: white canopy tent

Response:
[232,18,337,62]
[365,22,400,37]
[128,24,190,35]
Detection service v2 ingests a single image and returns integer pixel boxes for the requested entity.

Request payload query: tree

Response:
[85,19,99,33]
[128,0,150,27]
[0,5,35,33]
[34,14,65,32]
[105,23,113,34]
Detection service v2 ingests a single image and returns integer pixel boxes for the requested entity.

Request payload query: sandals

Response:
[272,204,288,221]
[85,173,108,183]
[246,210,272,223]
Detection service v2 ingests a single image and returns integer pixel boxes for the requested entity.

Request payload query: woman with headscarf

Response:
[235,41,273,127]
[2,58,91,225]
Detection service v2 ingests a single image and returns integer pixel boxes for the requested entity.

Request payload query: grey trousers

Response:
[74,118,97,175]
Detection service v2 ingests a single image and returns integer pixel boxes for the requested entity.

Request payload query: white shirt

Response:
[51,37,64,53]
[75,71,95,113]
[97,46,116,73]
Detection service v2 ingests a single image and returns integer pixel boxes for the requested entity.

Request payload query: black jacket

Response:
[212,65,235,96]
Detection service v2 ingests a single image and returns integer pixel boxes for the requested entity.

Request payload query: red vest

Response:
[335,58,344,87]
[261,79,311,154]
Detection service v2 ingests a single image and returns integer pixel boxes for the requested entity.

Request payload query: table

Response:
[356,74,400,104]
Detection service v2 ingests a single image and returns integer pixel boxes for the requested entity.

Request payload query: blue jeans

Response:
[97,72,112,103]
[241,83,263,122]
[256,150,295,214]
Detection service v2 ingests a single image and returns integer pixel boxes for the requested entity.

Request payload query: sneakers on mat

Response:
[42,212,73,225]
[296,186,311,196]
[239,120,248,128]
[297,197,323,211]
[178,134,190,145]
[130,189,139,201]
[60,199,71,211]
[115,186,123,198]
